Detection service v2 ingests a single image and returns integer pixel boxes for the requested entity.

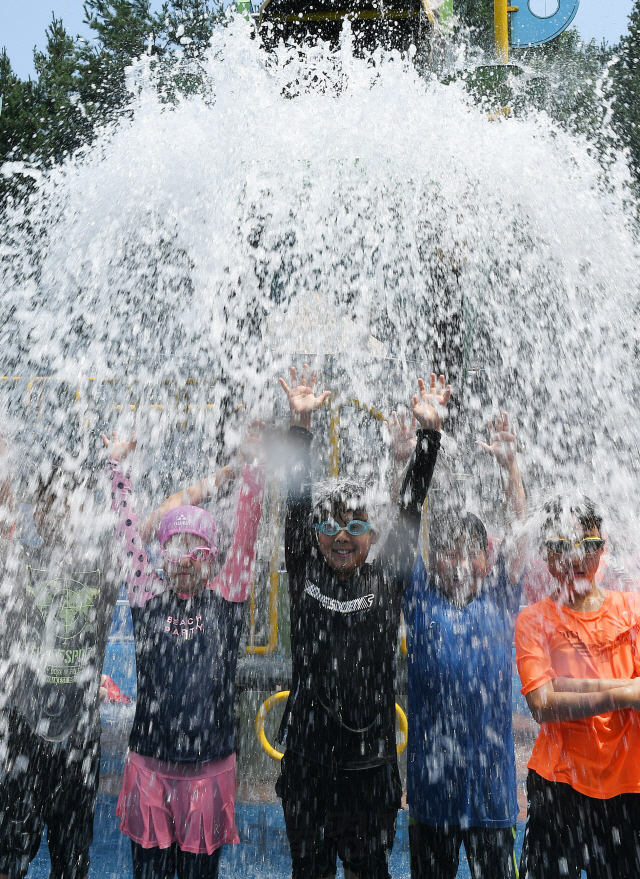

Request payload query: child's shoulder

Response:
[515,597,558,630]
[606,588,640,620]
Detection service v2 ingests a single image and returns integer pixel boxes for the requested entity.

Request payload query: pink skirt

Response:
[116,751,240,855]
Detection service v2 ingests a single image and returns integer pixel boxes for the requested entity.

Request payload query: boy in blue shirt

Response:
[404,413,527,879]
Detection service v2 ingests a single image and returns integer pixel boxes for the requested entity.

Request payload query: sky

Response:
[0,0,636,79]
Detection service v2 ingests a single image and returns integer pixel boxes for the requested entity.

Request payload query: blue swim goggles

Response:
[315,520,372,537]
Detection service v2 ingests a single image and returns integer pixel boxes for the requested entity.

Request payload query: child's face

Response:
[162,532,213,596]
[431,537,488,604]
[316,506,377,579]
[544,521,604,597]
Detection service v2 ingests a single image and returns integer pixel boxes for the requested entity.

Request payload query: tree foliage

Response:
[0,0,224,192]
[0,0,639,195]
[612,0,640,182]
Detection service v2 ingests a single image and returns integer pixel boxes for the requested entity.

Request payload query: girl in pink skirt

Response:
[104,432,265,879]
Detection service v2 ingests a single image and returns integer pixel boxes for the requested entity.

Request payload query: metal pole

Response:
[494,0,509,63]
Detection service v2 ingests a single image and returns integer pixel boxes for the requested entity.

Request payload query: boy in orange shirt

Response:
[515,496,640,879]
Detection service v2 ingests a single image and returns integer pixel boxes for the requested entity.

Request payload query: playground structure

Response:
[258,0,447,57]
[258,0,580,67]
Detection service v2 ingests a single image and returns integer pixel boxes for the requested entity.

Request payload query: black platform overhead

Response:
[258,0,434,55]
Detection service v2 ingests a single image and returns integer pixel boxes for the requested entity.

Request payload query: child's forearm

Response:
[527,679,639,722]
[553,677,635,693]
[502,461,527,523]
[501,461,527,584]
[398,429,441,520]
[108,462,159,606]
[139,462,240,543]
[210,464,266,602]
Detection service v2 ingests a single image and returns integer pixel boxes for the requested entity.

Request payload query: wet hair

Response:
[430,511,488,553]
[312,479,370,526]
[34,463,85,507]
[542,495,603,539]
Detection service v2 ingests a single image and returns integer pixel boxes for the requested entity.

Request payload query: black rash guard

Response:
[278,425,440,770]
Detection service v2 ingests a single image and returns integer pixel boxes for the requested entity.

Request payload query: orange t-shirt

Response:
[515,591,640,799]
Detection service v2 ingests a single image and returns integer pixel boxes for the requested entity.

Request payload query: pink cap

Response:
[157,505,217,556]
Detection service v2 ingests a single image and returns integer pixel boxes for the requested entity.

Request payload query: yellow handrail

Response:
[420,0,436,26]
[247,481,279,654]
[328,398,388,481]
[254,690,289,761]
[255,690,408,760]
[329,399,340,478]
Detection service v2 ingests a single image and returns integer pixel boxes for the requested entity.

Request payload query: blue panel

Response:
[102,640,137,698]
[510,0,579,48]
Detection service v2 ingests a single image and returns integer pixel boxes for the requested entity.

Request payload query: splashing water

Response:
[1,17,639,542]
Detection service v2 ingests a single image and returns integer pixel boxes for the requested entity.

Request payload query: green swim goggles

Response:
[316,520,372,537]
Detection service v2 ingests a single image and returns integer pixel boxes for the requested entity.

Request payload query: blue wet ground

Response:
[28,795,525,879]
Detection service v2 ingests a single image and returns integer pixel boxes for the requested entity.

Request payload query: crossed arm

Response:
[526,676,640,723]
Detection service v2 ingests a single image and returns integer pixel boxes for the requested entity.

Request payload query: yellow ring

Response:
[395,702,408,755]
[255,690,289,761]
[254,691,408,760]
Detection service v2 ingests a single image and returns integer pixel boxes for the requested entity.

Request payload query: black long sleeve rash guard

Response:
[278,425,441,770]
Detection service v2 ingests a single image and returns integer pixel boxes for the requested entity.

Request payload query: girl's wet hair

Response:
[430,511,488,552]
[312,479,370,525]
[35,463,86,505]
[542,495,603,537]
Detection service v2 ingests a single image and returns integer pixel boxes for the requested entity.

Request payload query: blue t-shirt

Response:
[404,554,522,828]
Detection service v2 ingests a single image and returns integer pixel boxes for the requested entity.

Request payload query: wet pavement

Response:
[26,708,538,878]
[28,796,526,879]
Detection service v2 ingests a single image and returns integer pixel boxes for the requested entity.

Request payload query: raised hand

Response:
[387,411,417,464]
[237,419,267,465]
[279,364,331,429]
[101,430,137,463]
[476,412,517,471]
[411,374,451,431]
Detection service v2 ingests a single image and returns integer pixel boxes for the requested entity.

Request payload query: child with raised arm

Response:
[515,497,640,879]
[0,455,120,879]
[404,412,527,879]
[276,364,450,879]
[104,429,265,879]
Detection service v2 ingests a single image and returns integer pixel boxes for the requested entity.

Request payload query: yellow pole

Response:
[247,480,279,655]
[329,400,340,478]
[494,0,509,63]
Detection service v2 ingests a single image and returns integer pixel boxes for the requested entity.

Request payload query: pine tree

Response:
[455,0,494,55]
[32,17,95,163]
[78,0,159,113]
[0,49,39,163]
[512,30,612,139]
[158,0,224,59]
[149,0,224,101]
[612,0,640,180]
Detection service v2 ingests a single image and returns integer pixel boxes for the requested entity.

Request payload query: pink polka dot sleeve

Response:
[108,461,164,607]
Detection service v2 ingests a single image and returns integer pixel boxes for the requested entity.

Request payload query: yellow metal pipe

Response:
[494,0,509,63]
[345,399,387,423]
[247,482,279,655]
[329,400,340,478]
[401,495,428,656]
[245,548,279,654]
[419,0,436,26]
